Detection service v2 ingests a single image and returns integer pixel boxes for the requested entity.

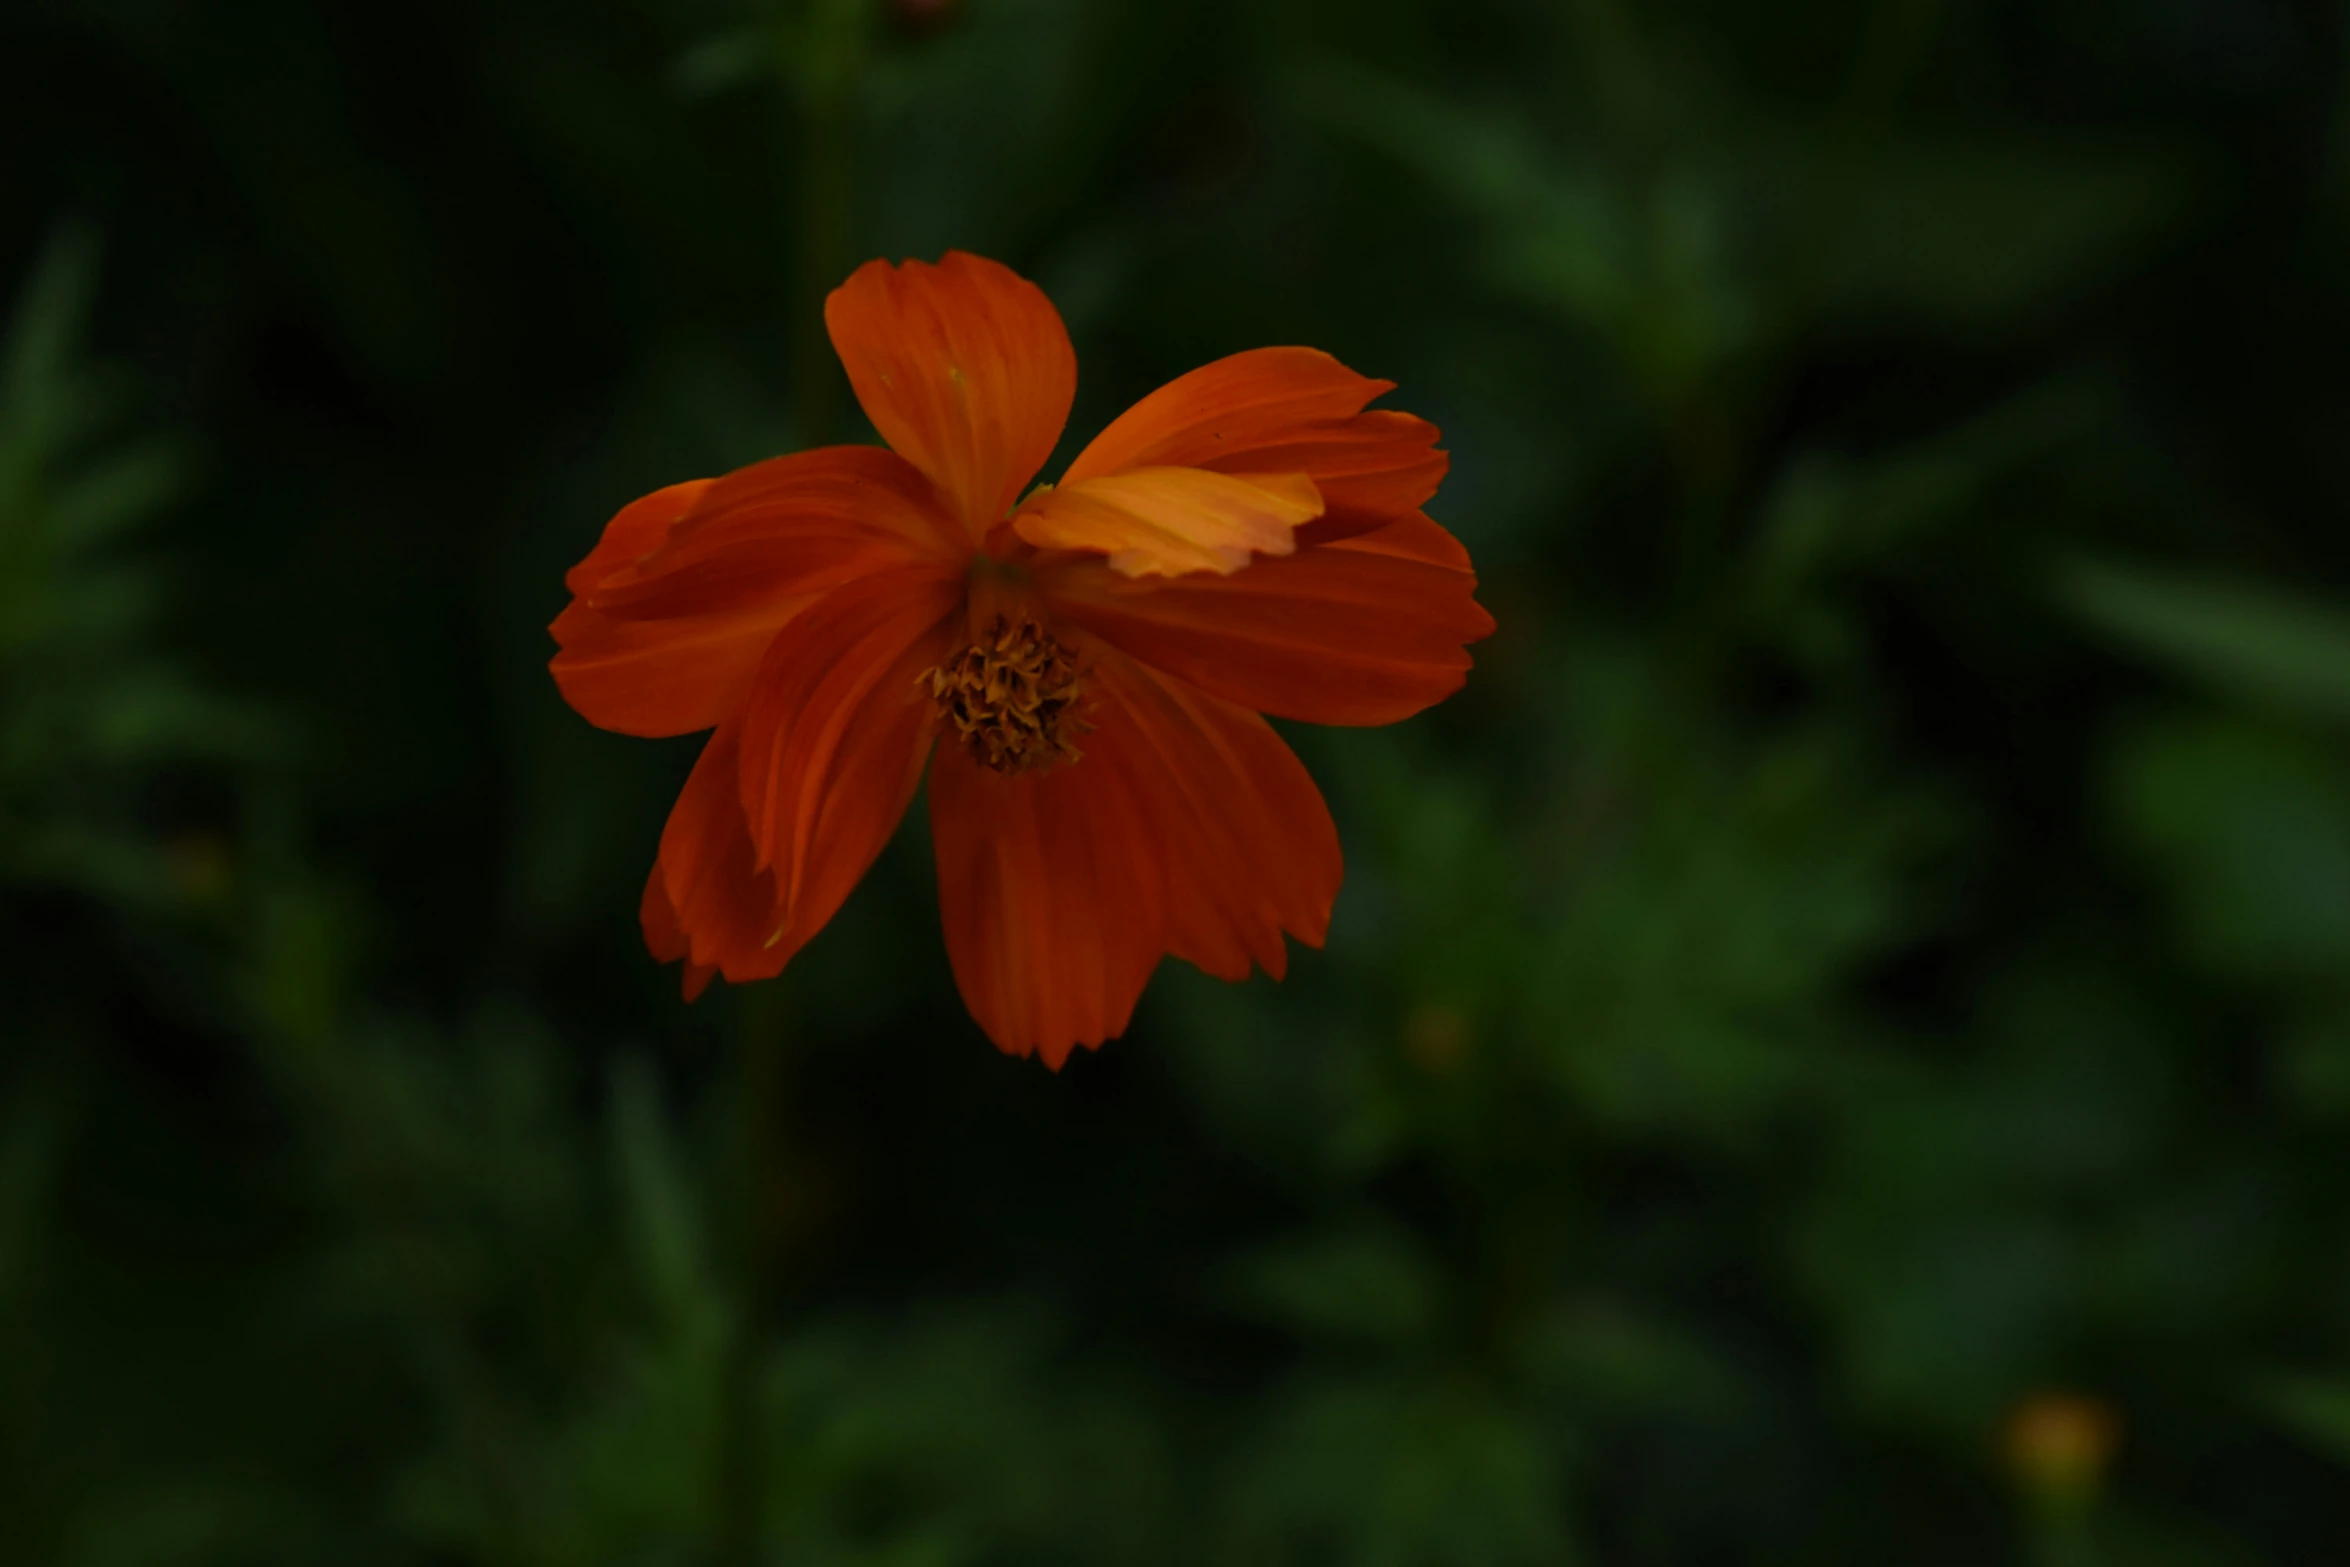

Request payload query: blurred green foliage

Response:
[6,0,2350,1562]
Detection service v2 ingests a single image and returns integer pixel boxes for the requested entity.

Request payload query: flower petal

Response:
[1013,467,1322,578]
[1037,511,1496,726]
[1061,348,1375,479]
[551,601,805,739]
[1060,346,1446,540]
[613,444,967,594]
[647,722,791,989]
[826,251,1076,535]
[1322,506,1475,570]
[1086,651,1341,983]
[551,446,960,738]
[926,718,1167,1068]
[646,566,955,999]
[565,479,713,596]
[639,862,717,1001]
[1227,410,1449,547]
[737,565,960,955]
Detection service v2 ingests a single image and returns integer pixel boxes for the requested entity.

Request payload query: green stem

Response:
[716,986,785,1566]
[1842,0,1946,116]
[2026,1498,2098,1567]
[783,0,863,446]
[714,15,857,1556]
[791,99,847,444]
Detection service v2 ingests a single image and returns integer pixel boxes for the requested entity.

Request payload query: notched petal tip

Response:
[988,1029,1101,1072]
[1088,654,1342,988]
[1061,346,1395,484]
[1057,346,1450,547]
[638,725,800,995]
[563,479,716,598]
[926,732,1165,1062]
[1031,1035,1105,1072]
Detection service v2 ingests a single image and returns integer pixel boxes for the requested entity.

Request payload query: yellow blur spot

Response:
[2004,1392,2120,1504]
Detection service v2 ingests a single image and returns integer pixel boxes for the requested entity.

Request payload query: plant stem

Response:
[784,0,864,447]
[716,984,784,1567]
[714,13,858,1558]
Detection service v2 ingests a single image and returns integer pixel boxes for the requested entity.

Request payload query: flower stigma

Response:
[923,615,1091,775]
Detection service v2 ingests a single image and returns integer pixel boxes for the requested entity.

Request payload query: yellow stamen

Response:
[920,616,1091,775]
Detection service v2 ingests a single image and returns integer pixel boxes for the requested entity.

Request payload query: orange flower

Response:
[550,252,1493,1066]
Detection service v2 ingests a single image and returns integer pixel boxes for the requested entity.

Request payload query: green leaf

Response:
[1221,1373,1577,1567]
[1751,377,2105,599]
[1221,1219,1444,1345]
[610,1055,722,1342]
[672,30,771,98]
[2061,558,2350,721]
[0,1074,68,1314]
[2248,1374,2350,1466]
[1754,126,2190,325]
[2107,716,2350,979]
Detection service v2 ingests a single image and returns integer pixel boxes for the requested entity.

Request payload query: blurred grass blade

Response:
[2249,1374,2350,1466]
[2060,557,2350,720]
[0,1076,67,1313]
[1757,127,2188,325]
[673,29,770,97]
[610,1054,720,1337]
[0,225,99,427]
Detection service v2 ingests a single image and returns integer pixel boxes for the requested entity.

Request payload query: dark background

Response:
[7,0,2350,1561]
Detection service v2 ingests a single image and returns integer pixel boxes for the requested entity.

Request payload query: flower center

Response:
[922,616,1091,775]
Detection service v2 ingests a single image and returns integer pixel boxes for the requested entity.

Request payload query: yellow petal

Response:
[1013,468,1322,578]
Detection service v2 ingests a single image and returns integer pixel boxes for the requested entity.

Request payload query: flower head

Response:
[551,252,1493,1066]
